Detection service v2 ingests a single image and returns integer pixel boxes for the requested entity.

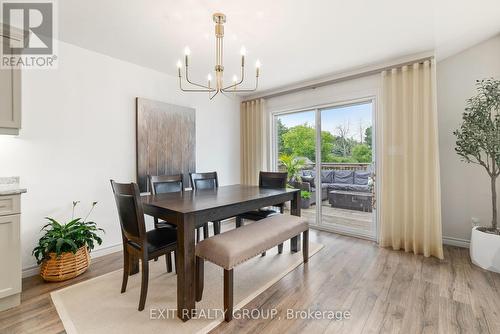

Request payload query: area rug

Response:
[51,240,323,334]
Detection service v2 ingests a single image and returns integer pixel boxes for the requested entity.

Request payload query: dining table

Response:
[139,184,301,321]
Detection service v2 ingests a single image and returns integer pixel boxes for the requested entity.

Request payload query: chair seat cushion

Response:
[129,228,177,254]
[155,220,177,229]
[238,209,279,221]
[196,214,308,269]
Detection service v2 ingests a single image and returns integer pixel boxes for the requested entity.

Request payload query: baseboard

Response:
[22,242,123,278]
[443,236,470,248]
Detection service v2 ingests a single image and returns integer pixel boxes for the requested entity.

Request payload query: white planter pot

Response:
[470,226,500,273]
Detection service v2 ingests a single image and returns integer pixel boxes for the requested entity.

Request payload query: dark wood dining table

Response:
[140,184,301,321]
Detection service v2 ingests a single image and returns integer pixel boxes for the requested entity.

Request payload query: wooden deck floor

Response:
[302,201,373,233]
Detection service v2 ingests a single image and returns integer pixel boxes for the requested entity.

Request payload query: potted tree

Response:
[454,78,500,272]
[32,201,104,281]
[279,154,306,183]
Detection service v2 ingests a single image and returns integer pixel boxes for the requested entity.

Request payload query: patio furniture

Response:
[328,190,373,212]
[293,169,372,208]
[141,184,301,321]
[195,214,309,322]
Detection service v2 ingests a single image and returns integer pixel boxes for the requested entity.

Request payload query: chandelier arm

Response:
[209,89,220,100]
[222,64,245,90]
[222,76,258,93]
[179,76,215,92]
[185,66,213,90]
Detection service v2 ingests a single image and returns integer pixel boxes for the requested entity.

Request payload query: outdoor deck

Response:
[302,200,373,233]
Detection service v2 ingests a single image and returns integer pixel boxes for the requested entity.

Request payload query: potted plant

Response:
[454,78,500,272]
[279,154,306,183]
[301,190,312,209]
[32,201,104,281]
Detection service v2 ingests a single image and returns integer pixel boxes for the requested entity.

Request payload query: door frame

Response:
[270,95,379,241]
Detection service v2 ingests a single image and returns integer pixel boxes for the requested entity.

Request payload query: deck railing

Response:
[301,162,371,171]
[278,162,371,173]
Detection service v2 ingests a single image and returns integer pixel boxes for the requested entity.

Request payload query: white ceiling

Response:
[58,0,500,92]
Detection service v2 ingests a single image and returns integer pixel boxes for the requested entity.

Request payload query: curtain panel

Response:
[240,99,269,185]
[379,60,444,259]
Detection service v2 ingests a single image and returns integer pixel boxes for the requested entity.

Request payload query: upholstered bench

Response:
[195,214,309,321]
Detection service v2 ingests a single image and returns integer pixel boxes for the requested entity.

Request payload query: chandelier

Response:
[177,13,260,99]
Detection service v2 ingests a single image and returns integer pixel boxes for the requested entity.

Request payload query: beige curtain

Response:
[240,99,269,185]
[379,60,444,259]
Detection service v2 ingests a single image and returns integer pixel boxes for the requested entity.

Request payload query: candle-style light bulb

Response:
[256,60,261,68]
[232,75,238,83]
[177,60,182,77]
[255,60,261,77]
[184,47,191,56]
[207,74,212,82]
[240,46,246,56]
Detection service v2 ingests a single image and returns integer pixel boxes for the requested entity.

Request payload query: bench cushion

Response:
[196,214,308,270]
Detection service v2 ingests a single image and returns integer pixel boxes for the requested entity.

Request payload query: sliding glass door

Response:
[318,102,375,238]
[273,99,376,240]
[274,110,317,225]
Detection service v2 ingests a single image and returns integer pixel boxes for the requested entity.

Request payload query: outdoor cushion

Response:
[331,183,369,192]
[320,170,334,184]
[354,171,370,185]
[196,214,308,269]
[301,169,315,178]
[333,170,354,184]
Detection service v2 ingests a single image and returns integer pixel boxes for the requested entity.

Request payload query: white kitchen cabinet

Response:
[0,33,22,135]
[0,177,26,312]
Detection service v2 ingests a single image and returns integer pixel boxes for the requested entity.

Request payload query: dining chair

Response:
[189,172,221,235]
[236,171,288,255]
[110,180,177,311]
[149,174,209,246]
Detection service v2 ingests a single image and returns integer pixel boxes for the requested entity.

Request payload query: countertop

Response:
[0,177,27,196]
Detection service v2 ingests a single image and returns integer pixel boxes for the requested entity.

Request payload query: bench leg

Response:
[278,243,283,254]
[302,230,309,263]
[235,217,243,228]
[224,269,233,322]
[195,257,204,302]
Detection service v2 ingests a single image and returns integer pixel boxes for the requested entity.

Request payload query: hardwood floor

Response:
[1,230,500,334]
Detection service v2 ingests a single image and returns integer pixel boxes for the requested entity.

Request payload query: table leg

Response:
[291,190,302,252]
[177,213,196,321]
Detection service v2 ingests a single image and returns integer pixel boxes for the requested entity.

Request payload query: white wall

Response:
[437,35,500,244]
[0,41,240,271]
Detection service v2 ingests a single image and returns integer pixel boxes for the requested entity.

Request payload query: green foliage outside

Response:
[278,154,306,182]
[277,122,373,163]
[300,190,312,199]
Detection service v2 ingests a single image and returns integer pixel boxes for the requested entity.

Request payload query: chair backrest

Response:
[148,174,184,195]
[190,172,218,190]
[259,172,288,189]
[110,180,146,244]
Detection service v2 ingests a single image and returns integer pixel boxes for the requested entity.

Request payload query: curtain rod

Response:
[243,54,434,101]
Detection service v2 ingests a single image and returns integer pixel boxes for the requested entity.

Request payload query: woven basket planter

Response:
[40,246,91,282]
